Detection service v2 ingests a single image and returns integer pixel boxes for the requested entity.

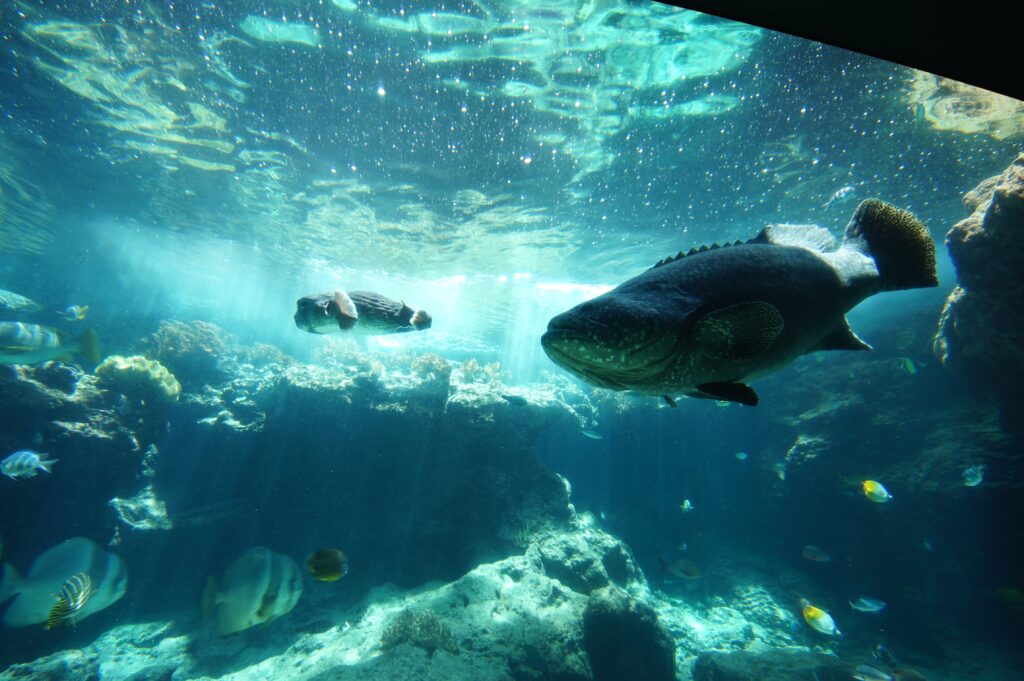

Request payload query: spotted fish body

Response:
[294,290,431,336]
[542,200,937,406]
[44,573,92,630]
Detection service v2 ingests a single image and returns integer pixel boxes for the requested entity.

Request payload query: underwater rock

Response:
[0,364,86,424]
[140,320,236,389]
[934,153,1024,391]
[582,586,677,681]
[96,355,181,402]
[529,518,641,594]
[109,483,172,531]
[692,649,848,681]
[0,648,100,681]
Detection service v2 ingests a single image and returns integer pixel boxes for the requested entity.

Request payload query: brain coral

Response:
[96,355,182,401]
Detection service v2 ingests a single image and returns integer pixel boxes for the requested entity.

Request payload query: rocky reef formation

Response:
[934,153,1024,394]
[0,519,683,681]
[3,309,1020,679]
[691,650,848,681]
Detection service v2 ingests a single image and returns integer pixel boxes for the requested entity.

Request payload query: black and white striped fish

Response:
[44,573,92,630]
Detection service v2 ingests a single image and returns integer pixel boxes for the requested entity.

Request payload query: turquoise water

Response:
[1,1,1022,679]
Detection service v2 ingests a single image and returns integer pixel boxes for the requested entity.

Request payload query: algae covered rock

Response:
[934,153,1024,391]
[95,355,181,402]
[692,649,848,681]
[0,648,100,681]
[379,608,458,655]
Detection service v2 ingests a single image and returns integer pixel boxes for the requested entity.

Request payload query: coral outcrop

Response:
[96,355,181,402]
[934,153,1024,391]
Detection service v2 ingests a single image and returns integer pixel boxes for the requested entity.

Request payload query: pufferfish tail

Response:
[842,199,938,292]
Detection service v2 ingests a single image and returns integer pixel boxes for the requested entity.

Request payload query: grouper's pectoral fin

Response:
[808,317,873,353]
[693,382,759,406]
[694,301,784,360]
[662,395,678,408]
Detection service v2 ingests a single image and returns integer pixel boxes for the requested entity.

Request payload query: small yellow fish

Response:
[799,598,840,636]
[862,480,893,503]
[61,305,89,322]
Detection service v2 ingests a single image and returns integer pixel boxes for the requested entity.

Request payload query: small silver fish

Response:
[850,597,886,613]
[823,185,855,208]
[853,664,893,681]
[1,450,58,479]
[963,464,985,487]
[802,545,832,562]
[0,288,41,312]
[581,429,603,440]
[680,499,694,513]
[735,451,748,461]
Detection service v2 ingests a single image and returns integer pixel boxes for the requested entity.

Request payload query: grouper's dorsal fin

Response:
[751,224,838,252]
[649,239,746,270]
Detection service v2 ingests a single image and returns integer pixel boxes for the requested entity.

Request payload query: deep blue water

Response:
[1,1,1022,678]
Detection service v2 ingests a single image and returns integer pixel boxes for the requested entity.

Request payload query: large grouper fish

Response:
[541,200,937,407]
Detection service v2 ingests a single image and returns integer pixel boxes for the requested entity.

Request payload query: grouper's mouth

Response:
[541,326,678,390]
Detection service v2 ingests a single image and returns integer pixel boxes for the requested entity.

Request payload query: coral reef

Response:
[379,609,458,656]
[934,153,1024,392]
[96,355,181,402]
[139,320,236,388]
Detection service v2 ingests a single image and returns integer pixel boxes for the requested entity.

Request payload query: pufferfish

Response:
[799,598,840,636]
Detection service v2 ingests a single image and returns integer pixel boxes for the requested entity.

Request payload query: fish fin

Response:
[411,309,431,329]
[649,240,746,269]
[0,346,36,354]
[695,382,759,406]
[841,199,937,291]
[756,224,838,252]
[694,302,783,360]
[201,577,218,619]
[0,563,22,604]
[333,290,359,320]
[38,458,58,473]
[657,557,670,573]
[662,395,677,408]
[809,318,873,352]
[77,329,101,365]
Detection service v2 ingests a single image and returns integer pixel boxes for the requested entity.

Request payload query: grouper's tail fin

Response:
[843,199,938,291]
